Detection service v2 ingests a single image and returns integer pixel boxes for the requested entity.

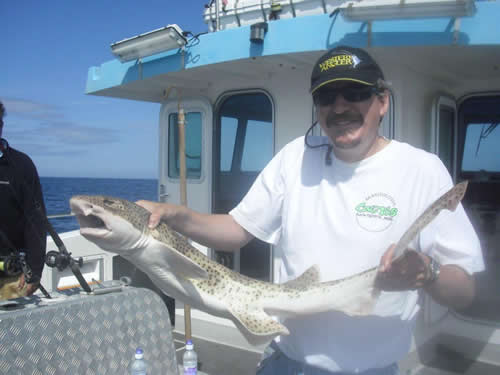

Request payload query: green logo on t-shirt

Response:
[355,202,398,217]
[355,193,398,232]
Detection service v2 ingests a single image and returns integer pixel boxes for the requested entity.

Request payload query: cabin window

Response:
[168,112,202,179]
[456,94,500,322]
[219,115,273,172]
[216,93,273,174]
[220,116,238,172]
[461,122,499,172]
[241,120,273,171]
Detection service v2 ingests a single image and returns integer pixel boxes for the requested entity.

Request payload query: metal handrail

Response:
[47,213,75,219]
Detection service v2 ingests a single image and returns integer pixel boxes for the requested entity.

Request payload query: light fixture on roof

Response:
[250,22,268,43]
[341,0,476,21]
[110,24,187,62]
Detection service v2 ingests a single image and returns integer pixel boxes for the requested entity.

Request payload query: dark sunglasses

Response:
[313,85,379,106]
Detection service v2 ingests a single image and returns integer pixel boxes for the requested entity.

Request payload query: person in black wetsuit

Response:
[0,100,47,300]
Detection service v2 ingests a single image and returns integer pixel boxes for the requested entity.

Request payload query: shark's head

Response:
[70,195,151,253]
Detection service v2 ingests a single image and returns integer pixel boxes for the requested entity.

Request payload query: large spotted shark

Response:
[69,181,467,345]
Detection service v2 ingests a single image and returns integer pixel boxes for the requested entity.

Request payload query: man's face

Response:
[314,82,389,160]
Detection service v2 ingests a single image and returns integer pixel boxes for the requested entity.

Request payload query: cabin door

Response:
[212,91,274,281]
[455,94,500,325]
[429,93,500,365]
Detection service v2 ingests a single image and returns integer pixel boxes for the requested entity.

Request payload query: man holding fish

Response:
[137,46,484,375]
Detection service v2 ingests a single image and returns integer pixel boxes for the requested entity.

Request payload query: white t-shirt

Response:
[230,136,484,372]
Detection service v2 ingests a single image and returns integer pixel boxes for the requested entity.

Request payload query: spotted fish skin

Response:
[390,180,468,260]
[69,181,467,346]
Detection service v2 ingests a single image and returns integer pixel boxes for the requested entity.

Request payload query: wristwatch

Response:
[425,255,441,285]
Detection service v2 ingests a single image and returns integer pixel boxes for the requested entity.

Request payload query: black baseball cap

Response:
[310,46,385,94]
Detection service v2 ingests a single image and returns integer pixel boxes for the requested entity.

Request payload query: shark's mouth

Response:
[74,212,110,237]
[70,198,111,237]
[77,214,106,230]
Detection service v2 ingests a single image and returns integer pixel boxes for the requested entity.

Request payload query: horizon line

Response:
[40,175,158,180]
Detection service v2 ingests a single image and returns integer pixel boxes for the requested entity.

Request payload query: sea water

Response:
[41,177,157,233]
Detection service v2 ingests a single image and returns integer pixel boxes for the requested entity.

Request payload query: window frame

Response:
[430,94,458,181]
[213,89,276,175]
[159,99,211,186]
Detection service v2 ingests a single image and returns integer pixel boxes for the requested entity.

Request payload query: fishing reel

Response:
[0,253,23,276]
[45,250,83,272]
[0,251,39,284]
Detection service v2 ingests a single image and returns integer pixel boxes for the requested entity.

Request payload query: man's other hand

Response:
[18,273,40,296]
[376,244,431,290]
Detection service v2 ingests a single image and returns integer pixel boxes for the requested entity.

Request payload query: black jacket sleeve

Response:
[21,156,47,280]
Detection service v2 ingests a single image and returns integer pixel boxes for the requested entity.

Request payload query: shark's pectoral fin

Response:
[283,265,321,288]
[150,238,209,279]
[227,301,289,345]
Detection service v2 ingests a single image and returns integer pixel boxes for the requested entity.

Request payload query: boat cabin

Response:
[41,1,500,373]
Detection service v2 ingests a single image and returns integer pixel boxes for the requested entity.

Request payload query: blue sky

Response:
[1,1,209,179]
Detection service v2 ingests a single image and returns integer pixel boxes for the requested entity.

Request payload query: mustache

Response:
[326,111,364,127]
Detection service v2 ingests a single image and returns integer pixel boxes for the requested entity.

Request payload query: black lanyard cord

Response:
[304,122,334,165]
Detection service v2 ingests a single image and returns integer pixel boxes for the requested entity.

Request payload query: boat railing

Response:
[47,213,75,219]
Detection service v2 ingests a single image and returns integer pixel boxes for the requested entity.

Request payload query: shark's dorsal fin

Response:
[282,265,321,289]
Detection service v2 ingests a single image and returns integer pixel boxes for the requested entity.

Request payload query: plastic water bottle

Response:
[130,347,147,375]
[183,340,198,374]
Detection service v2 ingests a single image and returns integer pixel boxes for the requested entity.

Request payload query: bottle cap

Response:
[186,340,194,350]
[135,347,144,359]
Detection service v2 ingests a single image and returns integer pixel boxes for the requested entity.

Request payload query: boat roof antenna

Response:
[475,123,498,157]
[163,85,193,344]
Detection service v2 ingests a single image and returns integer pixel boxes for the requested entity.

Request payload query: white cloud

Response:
[2,97,121,150]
